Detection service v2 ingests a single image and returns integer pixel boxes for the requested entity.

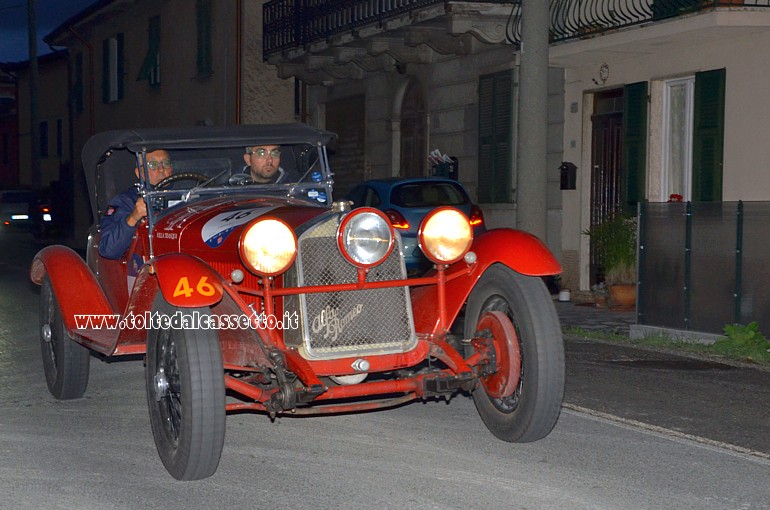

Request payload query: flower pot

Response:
[608,284,636,310]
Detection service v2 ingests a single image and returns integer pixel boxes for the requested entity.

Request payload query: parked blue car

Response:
[346,177,485,275]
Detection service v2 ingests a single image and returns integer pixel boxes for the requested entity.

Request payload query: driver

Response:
[98,149,172,259]
[242,145,289,184]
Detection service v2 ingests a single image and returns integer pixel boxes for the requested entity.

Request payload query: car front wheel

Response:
[145,295,225,480]
[464,264,565,442]
[39,275,90,399]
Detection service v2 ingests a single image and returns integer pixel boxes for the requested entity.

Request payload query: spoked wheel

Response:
[39,275,90,399]
[464,264,565,442]
[145,295,225,480]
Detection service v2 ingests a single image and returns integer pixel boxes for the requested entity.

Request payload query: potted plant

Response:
[583,212,637,309]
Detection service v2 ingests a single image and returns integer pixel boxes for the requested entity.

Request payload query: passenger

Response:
[98,150,172,259]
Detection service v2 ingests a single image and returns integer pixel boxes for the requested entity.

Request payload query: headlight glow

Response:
[337,208,394,268]
[239,218,297,276]
[418,207,473,265]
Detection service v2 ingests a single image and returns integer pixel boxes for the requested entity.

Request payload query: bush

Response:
[715,322,770,363]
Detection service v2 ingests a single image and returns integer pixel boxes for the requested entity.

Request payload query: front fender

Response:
[151,253,225,307]
[411,228,561,335]
[30,245,115,331]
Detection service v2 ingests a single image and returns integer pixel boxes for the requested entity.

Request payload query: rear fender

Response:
[151,253,225,307]
[30,245,115,332]
[411,229,561,335]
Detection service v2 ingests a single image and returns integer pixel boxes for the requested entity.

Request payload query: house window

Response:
[137,16,161,87]
[478,70,514,203]
[102,34,125,103]
[654,68,725,202]
[39,121,49,158]
[56,119,63,157]
[196,0,212,76]
[662,77,694,201]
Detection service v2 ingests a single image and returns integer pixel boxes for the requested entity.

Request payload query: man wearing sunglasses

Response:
[98,149,173,259]
[242,145,289,184]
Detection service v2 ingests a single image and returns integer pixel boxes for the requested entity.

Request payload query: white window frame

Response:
[661,76,694,201]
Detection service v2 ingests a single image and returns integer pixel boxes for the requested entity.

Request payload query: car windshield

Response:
[95,141,333,224]
[390,182,469,208]
[0,191,33,204]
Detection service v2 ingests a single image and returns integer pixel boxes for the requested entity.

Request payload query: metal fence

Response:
[638,201,770,335]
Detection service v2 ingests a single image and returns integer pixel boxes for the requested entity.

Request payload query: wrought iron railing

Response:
[263,0,770,58]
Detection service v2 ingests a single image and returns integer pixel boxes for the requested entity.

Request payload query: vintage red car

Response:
[30,124,565,480]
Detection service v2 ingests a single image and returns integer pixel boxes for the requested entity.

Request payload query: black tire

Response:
[464,264,565,442]
[145,295,226,480]
[39,275,90,399]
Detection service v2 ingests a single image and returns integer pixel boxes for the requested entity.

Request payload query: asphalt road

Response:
[1,229,768,509]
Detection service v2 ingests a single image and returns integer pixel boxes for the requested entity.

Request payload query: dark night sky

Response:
[0,0,97,63]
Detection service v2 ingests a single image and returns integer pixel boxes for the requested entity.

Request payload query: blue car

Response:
[346,177,485,275]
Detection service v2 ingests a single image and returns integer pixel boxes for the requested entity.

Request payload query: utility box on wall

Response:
[560,162,577,190]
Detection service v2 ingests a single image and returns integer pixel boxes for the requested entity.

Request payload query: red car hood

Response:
[151,195,327,256]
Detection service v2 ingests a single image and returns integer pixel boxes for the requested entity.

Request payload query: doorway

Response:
[590,88,624,283]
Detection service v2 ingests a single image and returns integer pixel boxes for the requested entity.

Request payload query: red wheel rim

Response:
[477,311,521,398]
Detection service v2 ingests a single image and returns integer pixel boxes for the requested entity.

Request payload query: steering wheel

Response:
[155,172,210,190]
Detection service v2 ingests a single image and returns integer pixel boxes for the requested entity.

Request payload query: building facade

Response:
[262,0,770,294]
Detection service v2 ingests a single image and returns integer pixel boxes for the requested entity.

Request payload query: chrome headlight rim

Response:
[418,206,474,265]
[238,217,298,277]
[336,207,395,269]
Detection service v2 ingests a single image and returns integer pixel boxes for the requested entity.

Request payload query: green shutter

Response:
[116,33,125,100]
[622,81,648,209]
[692,68,725,202]
[477,70,513,204]
[102,38,109,103]
[197,0,212,76]
[137,16,161,84]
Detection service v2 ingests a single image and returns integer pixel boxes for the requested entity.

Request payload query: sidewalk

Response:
[554,300,636,336]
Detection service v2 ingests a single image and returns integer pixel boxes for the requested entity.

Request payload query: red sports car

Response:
[30,124,565,480]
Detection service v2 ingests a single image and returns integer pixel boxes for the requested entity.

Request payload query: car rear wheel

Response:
[145,295,225,480]
[464,264,564,442]
[39,275,90,399]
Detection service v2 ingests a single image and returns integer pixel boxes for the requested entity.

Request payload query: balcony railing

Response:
[264,0,770,58]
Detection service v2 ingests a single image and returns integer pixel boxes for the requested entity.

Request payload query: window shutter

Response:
[478,70,513,203]
[622,81,648,209]
[102,39,109,103]
[692,68,725,202]
[197,0,213,76]
[116,33,125,100]
[138,16,161,84]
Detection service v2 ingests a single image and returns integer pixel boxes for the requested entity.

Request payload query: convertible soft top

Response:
[82,123,336,221]
[82,123,335,170]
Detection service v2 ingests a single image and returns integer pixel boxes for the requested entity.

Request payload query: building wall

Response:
[14,53,70,190]
[558,14,770,291]
[240,0,294,124]
[43,0,294,243]
[308,46,565,257]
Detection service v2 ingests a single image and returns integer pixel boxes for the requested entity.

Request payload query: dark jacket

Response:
[98,187,140,259]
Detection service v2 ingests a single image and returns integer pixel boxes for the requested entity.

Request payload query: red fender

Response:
[151,253,225,307]
[411,228,561,335]
[30,245,115,334]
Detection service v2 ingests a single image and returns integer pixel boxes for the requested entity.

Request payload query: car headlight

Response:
[239,218,297,276]
[418,207,473,265]
[337,208,394,268]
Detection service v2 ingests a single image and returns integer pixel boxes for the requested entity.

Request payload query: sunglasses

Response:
[146,159,173,170]
[250,148,281,159]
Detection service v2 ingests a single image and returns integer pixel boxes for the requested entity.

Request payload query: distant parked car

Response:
[346,177,485,275]
[0,190,34,228]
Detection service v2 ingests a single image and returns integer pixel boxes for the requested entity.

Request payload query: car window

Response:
[363,187,381,207]
[391,182,468,208]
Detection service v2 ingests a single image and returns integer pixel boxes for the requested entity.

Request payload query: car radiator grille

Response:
[284,215,417,360]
